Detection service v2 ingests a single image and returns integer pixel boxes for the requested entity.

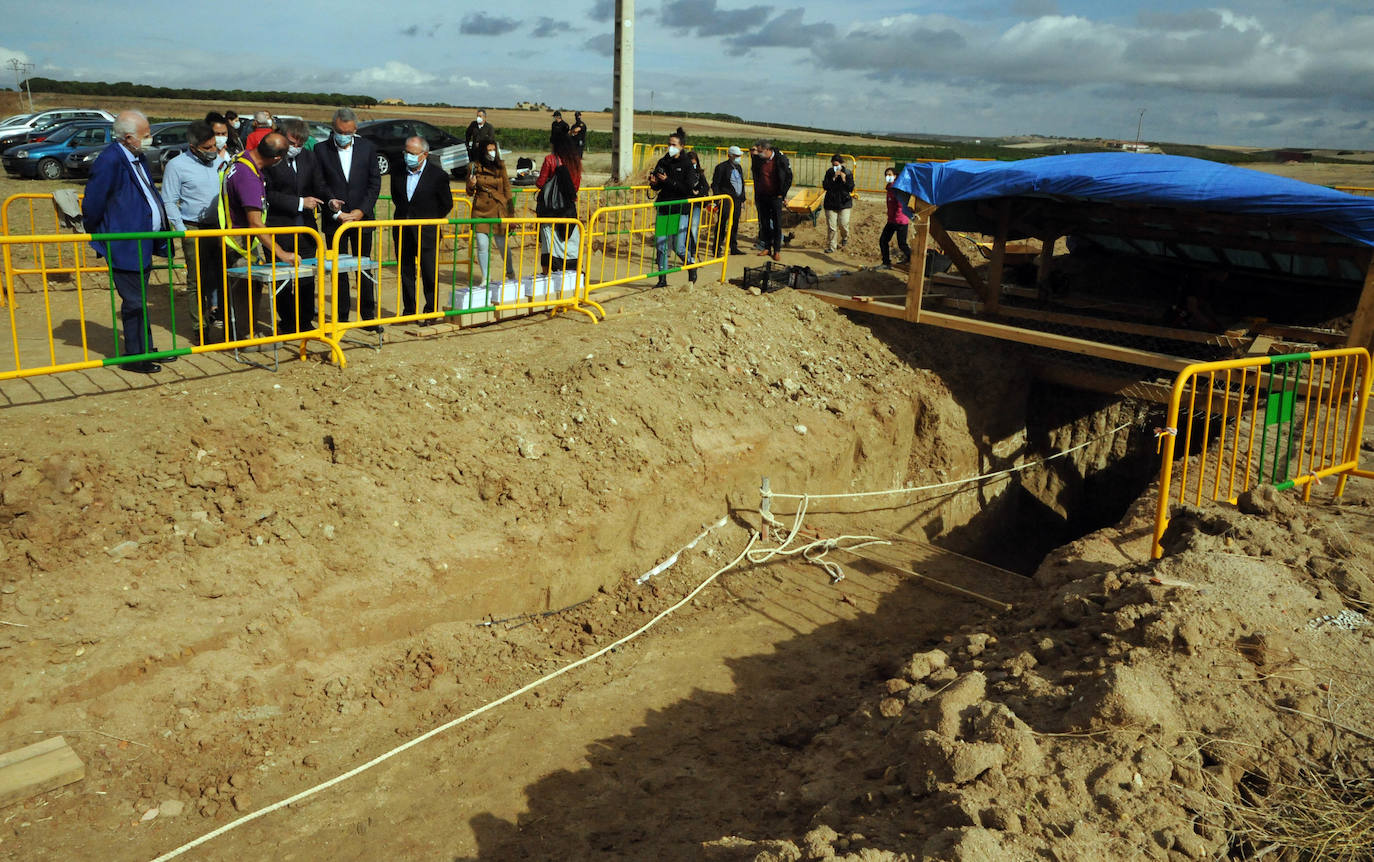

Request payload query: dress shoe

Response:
[156,352,178,363]
[655,276,668,288]
[124,361,162,375]
[688,269,698,283]
[361,325,383,334]
[730,247,743,255]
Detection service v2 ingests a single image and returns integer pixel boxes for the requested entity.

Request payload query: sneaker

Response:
[824,247,835,254]
[878,263,892,270]
[688,270,697,283]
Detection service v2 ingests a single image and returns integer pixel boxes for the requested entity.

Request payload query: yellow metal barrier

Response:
[1333,186,1374,197]
[1152,348,1373,557]
[582,195,734,294]
[318,215,599,361]
[2,193,106,299]
[0,226,333,380]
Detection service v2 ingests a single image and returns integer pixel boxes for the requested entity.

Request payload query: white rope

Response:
[148,532,759,862]
[766,419,1137,502]
[746,493,889,583]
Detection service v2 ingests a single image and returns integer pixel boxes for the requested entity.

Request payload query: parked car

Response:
[272,115,331,146]
[144,121,193,179]
[355,118,469,177]
[2,122,112,180]
[0,108,115,147]
[0,112,34,129]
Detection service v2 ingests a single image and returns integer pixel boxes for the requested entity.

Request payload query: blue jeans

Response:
[655,214,689,273]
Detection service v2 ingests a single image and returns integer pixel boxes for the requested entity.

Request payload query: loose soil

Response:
[3,142,1374,862]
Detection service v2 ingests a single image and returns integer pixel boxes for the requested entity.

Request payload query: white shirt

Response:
[406,166,422,201]
[123,145,166,230]
[337,144,353,183]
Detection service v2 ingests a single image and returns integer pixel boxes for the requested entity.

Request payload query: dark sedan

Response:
[356,118,469,177]
[2,122,112,180]
[62,121,191,181]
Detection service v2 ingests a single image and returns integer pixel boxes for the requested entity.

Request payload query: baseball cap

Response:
[728,145,743,156]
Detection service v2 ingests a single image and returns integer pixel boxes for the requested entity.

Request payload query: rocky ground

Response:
[2,164,1373,862]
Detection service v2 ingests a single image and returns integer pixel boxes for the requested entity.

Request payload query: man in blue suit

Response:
[82,110,172,375]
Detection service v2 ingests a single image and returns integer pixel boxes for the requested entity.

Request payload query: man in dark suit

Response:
[390,135,454,322]
[711,145,746,256]
[82,109,172,375]
[314,107,382,329]
[464,109,494,165]
[264,118,324,334]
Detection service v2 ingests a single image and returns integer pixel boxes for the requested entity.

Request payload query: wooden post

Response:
[984,199,1011,314]
[928,217,988,303]
[904,201,932,322]
[1347,256,1374,353]
[1037,234,1057,290]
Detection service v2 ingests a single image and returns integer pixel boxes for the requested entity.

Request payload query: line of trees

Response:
[21,77,377,107]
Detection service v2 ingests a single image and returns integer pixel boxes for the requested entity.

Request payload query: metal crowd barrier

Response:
[318,216,598,360]
[582,195,734,295]
[0,226,329,380]
[1151,348,1373,557]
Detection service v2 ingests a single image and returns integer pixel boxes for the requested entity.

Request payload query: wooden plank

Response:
[928,216,988,301]
[984,200,1010,314]
[800,292,908,320]
[936,297,1244,348]
[905,208,930,322]
[916,310,1196,372]
[1256,323,1345,346]
[1037,235,1057,287]
[0,736,84,809]
[1347,258,1374,353]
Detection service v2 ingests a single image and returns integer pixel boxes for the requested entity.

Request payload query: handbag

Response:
[536,158,577,217]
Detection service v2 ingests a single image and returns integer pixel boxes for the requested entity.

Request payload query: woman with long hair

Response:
[535,130,583,276]
[466,138,517,287]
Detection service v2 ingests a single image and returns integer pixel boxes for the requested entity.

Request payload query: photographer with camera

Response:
[822,155,854,253]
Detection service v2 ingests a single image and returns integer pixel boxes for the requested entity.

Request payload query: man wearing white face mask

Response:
[465,109,495,165]
[82,109,173,374]
[390,136,453,321]
[647,127,697,287]
[315,107,381,328]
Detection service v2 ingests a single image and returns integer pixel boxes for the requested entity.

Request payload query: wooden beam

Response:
[801,292,908,319]
[0,736,84,809]
[905,207,931,322]
[1037,235,1057,288]
[916,310,1196,372]
[966,301,1243,347]
[984,200,1011,314]
[928,216,988,302]
[1347,257,1374,353]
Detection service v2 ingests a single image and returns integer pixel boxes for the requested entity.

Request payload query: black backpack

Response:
[536,160,577,217]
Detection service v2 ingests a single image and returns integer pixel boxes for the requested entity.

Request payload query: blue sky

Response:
[4,0,1373,148]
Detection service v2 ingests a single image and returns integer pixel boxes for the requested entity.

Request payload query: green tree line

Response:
[21,77,377,107]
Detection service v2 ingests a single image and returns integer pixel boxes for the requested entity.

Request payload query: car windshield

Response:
[0,113,32,127]
[39,125,86,143]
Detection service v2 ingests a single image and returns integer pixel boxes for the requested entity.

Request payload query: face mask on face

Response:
[486,150,496,162]
[885,175,895,184]
[214,135,228,149]
[667,145,680,158]
[287,145,302,159]
[404,152,422,170]
[191,146,217,164]
[132,135,152,151]
[476,117,484,126]
[732,156,740,164]
[833,164,842,172]
[333,132,353,147]
[230,119,240,130]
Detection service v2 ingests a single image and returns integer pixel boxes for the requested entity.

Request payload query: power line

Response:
[6,58,35,112]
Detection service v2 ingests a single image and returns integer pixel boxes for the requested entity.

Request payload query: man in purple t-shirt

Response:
[218,132,299,341]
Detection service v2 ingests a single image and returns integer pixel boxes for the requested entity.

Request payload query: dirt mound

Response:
[724,477,1374,861]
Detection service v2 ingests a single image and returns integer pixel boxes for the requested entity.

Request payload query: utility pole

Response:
[610,0,634,182]
[1135,107,1146,150]
[6,58,35,112]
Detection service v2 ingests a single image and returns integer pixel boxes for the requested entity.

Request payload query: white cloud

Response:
[346,61,438,89]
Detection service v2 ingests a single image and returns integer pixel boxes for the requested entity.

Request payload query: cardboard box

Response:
[526,271,580,304]
[452,285,495,326]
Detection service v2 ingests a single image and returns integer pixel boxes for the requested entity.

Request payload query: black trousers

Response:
[713,196,744,255]
[112,268,155,357]
[756,196,783,254]
[879,222,911,265]
[326,225,376,322]
[392,223,440,315]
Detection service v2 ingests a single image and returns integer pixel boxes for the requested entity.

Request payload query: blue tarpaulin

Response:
[894,153,1374,248]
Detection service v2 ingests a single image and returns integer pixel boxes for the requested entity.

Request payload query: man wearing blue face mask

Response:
[162,119,228,339]
[264,118,324,334]
[389,136,452,322]
[314,107,381,329]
